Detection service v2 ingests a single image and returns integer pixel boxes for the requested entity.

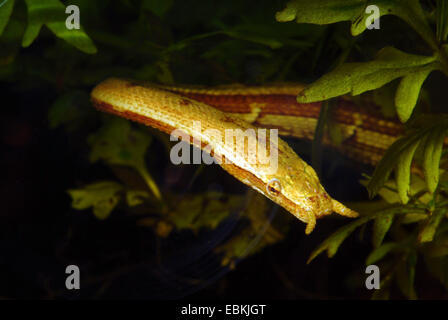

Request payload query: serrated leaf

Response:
[395,140,420,204]
[0,0,15,36]
[423,128,446,193]
[395,68,432,123]
[418,208,447,243]
[350,2,383,36]
[308,215,371,263]
[22,0,97,54]
[68,181,123,220]
[372,214,394,248]
[276,0,431,41]
[297,47,436,103]
[350,0,427,37]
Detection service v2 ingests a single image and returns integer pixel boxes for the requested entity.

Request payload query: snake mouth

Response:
[303,193,333,218]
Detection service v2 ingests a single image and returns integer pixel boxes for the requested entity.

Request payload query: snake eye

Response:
[266,178,281,196]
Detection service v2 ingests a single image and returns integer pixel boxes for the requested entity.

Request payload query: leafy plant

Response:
[276,0,448,298]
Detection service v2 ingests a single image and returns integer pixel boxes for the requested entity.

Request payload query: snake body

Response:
[165,85,402,166]
[90,78,401,233]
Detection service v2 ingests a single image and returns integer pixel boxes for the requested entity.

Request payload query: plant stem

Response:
[136,165,162,200]
[404,1,448,75]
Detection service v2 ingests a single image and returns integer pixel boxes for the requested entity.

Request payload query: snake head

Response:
[263,158,358,234]
[297,192,358,234]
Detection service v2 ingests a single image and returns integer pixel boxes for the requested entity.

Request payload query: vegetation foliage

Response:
[276,0,448,299]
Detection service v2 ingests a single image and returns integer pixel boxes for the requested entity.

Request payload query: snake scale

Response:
[91,78,402,234]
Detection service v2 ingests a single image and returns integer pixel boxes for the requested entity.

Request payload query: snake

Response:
[90,78,402,234]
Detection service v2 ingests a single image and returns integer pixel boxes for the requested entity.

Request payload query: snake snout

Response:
[307,193,334,219]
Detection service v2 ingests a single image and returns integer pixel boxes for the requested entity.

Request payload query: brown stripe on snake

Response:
[175,92,402,136]
[164,91,402,166]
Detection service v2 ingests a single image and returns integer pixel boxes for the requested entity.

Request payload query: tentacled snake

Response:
[91,78,402,233]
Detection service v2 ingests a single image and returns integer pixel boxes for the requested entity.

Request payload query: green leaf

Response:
[308,215,372,263]
[350,0,428,38]
[373,82,399,118]
[309,205,423,263]
[275,0,368,27]
[0,0,15,36]
[89,118,151,168]
[88,117,162,199]
[48,90,92,131]
[126,190,150,207]
[418,208,447,243]
[368,116,448,199]
[297,47,436,103]
[372,214,394,248]
[401,213,428,224]
[366,241,402,265]
[224,24,313,49]
[88,117,161,199]
[168,192,244,232]
[423,127,446,193]
[395,68,432,123]
[142,0,173,17]
[68,181,123,219]
[367,126,430,198]
[350,1,394,36]
[222,29,284,49]
[311,100,332,176]
[373,174,430,205]
[436,0,448,42]
[23,0,97,54]
[396,252,418,299]
[276,0,431,40]
[426,234,448,258]
[395,140,420,204]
